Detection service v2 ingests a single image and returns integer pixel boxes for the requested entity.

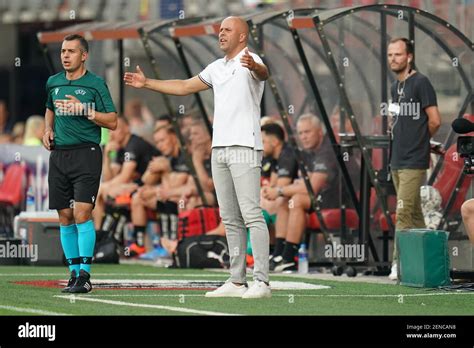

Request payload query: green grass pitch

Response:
[0,264,472,316]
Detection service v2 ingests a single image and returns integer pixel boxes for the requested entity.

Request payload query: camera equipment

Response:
[452,118,474,174]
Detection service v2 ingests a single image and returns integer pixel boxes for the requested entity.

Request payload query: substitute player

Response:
[42,34,117,293]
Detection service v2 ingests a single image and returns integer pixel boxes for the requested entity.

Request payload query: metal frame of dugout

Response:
[150,5,473,274]
[283,4,473,274]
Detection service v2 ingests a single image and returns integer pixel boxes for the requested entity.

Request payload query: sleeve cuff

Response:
[198,74,212,88]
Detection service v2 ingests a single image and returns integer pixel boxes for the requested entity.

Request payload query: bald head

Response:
[219,16,249,57]
[225,16,249,36]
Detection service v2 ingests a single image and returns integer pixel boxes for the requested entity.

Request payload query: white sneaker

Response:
[242,280,272,299]
[388,263,398,281]
[205,282,248,298]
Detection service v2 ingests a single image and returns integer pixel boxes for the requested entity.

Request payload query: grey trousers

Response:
[211,146,269,284]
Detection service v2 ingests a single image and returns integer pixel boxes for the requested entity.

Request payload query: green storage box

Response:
[397,229,451,288]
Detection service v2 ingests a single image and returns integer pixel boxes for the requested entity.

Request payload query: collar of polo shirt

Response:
[225,46,248,63]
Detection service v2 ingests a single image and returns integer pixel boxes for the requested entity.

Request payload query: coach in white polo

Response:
[124,16,271,299]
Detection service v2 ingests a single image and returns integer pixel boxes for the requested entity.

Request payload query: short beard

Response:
[391,63,409,74]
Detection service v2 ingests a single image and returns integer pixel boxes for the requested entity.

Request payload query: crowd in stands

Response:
[0,100,46,146]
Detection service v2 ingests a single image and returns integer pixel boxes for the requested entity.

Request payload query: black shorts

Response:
[48,143,102,210]
[156,200,178,214]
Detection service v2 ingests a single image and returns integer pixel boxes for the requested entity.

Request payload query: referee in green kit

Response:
[42,34,117,293]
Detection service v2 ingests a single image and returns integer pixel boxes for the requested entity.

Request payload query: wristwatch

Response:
[277,187,284,197]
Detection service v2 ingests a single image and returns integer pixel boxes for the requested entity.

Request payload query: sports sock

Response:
[157,201,168,238]
[281,241,299,263]
[165,201,178,240]
[134,225,146,247]
[272,238,286,257]
[76,220,96,274]
[60,224,80,276]
[157,201,178,240]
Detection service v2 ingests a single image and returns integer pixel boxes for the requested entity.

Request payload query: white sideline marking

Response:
[69,279,329,290]
[0,273,228,277]
[66,292,474,298]
[0,304,70,316]
[54,295,239,316]
[301,292,474,298]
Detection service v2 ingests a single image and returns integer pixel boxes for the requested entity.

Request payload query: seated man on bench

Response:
[264,113,340,272]
[128,125,190,256]
[93,116,159,234]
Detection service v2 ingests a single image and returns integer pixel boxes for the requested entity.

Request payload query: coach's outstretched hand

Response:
[124,65,146,88]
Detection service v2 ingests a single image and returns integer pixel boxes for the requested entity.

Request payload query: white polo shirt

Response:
[198,47,265,150]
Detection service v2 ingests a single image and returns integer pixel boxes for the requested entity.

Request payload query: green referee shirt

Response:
[45,70,116,146]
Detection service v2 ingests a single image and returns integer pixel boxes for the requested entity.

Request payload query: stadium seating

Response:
[306,208,359,231]
[0,163,28,237]
[0,163,28,207]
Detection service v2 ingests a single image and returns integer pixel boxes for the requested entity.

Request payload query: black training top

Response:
[170,150,190,174]
[275,143,299,180]
[115,134,160,183]
[261,156,277,179]
[301,136,340,208]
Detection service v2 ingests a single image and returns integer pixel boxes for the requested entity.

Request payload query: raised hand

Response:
[240,48,256,71]
[123,65,146,89]
[54,94,84,115]
[148,156,171,173]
